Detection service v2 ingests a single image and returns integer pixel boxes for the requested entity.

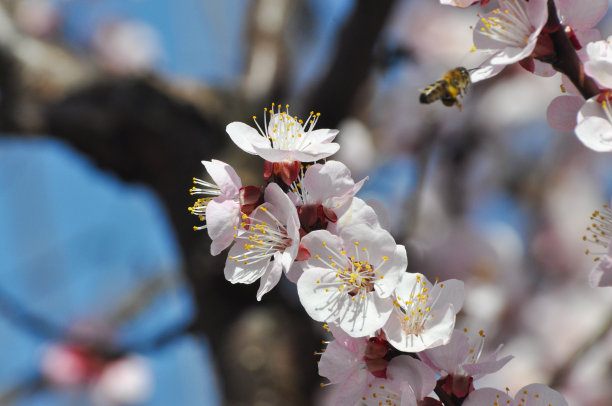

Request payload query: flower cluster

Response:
[189,104,569,405]
[441,0,612,153]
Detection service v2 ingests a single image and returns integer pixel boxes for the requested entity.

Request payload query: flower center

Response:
[251,103,322,151]
[363,383,400,406]
[313,240,388,301]
[228,206,291,265]
[188,177,222,231]
[478,0,532,47]
[394,276,442,337]
[583,204,612,263]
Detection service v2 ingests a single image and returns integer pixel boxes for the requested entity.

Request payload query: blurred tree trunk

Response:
[303,0,397,128]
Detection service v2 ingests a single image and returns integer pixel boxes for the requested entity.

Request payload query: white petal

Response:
[515,383,568,406]
[202,159,242,197]
[464,388,515,406]
[206,200,240,255]
[256,255,283,301]
[226,121,269,154]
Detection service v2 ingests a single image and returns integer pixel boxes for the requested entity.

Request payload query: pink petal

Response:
[264,182,298,227]
[373,244,407,298]
[532,59,557,77]
[547,95,584,131]
[318,338,364,384]
[334,369,370,406]
[575,101,612,152]
[525,0,548,31]
[470,57,506,83]
[224,240,268,283]
[584,59,612,88]
[420,330,470,374]
[387,356,436,400]
[462,354,513,378]
[557,0,608,30]
[206,200,240,255]
[202,159,241,198]
[252,145,294,162]
[302,161,355,203]
[431,279,464,313]
[308,128,339,143]
[339,223,396,264]
[256,254,283,301]
[464,388,515,406]
[515,384,568,406]
[226,122,270,155]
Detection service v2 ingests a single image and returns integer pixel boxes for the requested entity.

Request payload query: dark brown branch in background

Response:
[543,0,599,99]
[303,0,397,128]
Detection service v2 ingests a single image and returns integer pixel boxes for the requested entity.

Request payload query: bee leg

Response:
[455,100,463,112]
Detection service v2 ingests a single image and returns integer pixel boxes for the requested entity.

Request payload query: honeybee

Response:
[419,67,471,111]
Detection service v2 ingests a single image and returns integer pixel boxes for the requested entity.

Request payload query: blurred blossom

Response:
[335,119,376,177]
[91,356,152,406]
[388,1,476,67]
[15,0,60,38]
[93,20,163,75]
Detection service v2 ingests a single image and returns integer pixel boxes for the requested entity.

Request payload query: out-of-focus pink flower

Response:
[463,384,568,406]
[42,344,100,387]
[556,0,608,32]
[471,0,548,81]
[15,0,59,38]
[382,273,464,352]
[226,105,339,166]
[224,182,299,300]
[419,328,513,398]
[297,224,406,337]
[91,356,152,406]
[546,95,585,131]
[93,20,163,75]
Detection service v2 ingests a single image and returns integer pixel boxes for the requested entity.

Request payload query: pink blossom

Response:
[382,273,464,352]
[419,328,513,398]
[224,182,299,300]
[361,357,437,406]
[91,356,152,406]
[319,328,436,406]
[226,104,339,164]
[463,384,568,406]
[189,159,243,255]
[289,160,366,232]
[471,0,548,81]
[297,224,406,337]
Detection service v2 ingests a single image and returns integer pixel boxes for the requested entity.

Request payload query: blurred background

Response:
[1,0,612,405]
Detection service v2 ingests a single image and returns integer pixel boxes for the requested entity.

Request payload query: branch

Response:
[543,0,599,99]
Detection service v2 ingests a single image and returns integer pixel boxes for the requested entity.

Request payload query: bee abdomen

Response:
[419,80,446,104]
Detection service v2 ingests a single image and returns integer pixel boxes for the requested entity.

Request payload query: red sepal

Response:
[519,56,535,73]
[296,245,311,261]
[239,186,263,216]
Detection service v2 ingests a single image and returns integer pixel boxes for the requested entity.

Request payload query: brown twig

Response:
[542,0,599,99]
